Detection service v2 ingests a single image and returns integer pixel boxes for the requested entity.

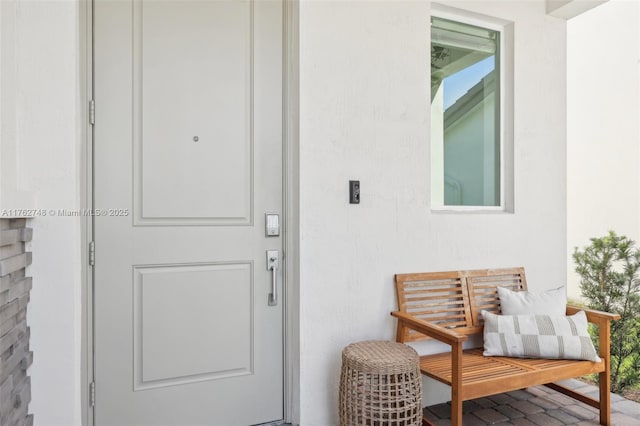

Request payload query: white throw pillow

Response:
[481,310,600,362]
[497,285,566,316]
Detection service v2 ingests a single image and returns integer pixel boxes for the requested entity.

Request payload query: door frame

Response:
[80,1,300,424]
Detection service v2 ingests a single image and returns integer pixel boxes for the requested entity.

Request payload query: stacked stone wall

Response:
[0,219,33,426]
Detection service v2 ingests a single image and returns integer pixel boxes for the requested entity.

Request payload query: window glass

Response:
[431,17,500,207]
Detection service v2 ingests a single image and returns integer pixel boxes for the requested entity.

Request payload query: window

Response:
[430,13,511,210]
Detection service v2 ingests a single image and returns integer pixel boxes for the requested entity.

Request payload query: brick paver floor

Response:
[423,379,640,425]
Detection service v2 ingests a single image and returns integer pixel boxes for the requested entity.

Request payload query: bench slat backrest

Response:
[395,267,527,342]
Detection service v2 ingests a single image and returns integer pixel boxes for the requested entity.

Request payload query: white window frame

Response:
[430,4,514,213]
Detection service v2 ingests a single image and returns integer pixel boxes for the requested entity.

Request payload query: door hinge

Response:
[89,381,96,407]
[89,241,95,266]
[89,100,95,125]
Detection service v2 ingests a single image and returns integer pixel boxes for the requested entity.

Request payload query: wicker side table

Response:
[339,340,422,426]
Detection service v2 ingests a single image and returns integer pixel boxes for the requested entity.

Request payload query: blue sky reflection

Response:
[443,56,495,109]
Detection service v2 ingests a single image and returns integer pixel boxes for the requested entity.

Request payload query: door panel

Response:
[134,262,252,388]
[93,1,283,424]
[135,0,252,223]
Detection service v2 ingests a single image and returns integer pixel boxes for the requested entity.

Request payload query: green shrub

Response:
[573,231,640,393]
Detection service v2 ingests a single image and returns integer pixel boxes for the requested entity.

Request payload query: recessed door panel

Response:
[134,263,252,388]
[135,1,252,224]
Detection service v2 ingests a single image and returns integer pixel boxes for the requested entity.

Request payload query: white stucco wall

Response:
[1,1,84,425]
[0,0,36,211]
[299,1,567,424]
[1,0,571,425]
[566,0,640,300]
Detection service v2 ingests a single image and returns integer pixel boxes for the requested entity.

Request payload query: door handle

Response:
[266,250,279,306]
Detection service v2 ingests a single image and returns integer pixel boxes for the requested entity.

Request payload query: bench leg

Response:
[599,370,611,425]
[598,316,614,425]
[451,397,463,426]
[451,342,463,426]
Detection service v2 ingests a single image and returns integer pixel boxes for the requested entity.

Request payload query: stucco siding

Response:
[567,0,640,300]
[299,1,567,424]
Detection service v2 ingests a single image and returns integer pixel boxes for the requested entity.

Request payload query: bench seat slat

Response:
[419,348,606,401]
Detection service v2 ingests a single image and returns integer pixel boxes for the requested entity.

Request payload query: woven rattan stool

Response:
[339,340,422,426]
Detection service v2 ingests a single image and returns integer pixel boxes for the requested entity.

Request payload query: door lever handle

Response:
[266,250,279,306]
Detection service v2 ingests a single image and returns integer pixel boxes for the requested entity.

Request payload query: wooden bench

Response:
[391,267,620,426]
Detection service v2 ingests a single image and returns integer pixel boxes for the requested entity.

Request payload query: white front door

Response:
[93,1,284,424]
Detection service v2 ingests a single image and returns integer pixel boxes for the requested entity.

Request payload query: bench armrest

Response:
[566,305,621,324]
[391,311,467,345]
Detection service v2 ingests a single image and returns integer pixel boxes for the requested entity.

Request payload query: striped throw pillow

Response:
[481,310,601,362]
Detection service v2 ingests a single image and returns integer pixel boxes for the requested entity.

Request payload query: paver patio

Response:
[423,379,640,425]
